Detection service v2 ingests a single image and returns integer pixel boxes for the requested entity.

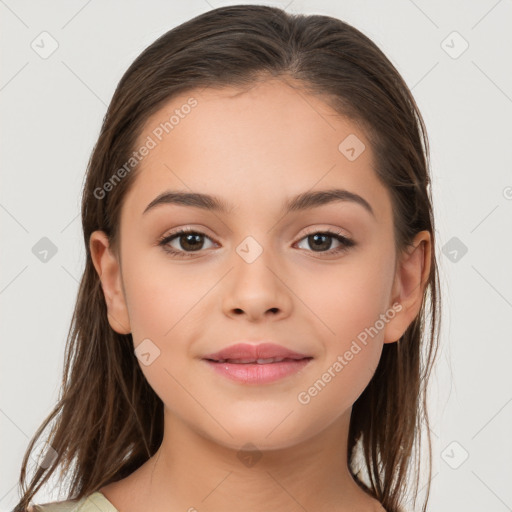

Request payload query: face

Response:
[91,78,425,452]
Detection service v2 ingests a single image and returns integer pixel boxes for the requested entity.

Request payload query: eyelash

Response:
[157,227,355,259]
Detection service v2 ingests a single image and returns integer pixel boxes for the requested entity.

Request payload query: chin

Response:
[198,417,311,453]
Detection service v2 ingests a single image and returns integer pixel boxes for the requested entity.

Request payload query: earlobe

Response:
[383,230,431,344]
[89,230,131,335]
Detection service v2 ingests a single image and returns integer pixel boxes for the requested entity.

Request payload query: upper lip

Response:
[202,342,312,362]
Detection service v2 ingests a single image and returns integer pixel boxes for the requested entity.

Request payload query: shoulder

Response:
[29,492,119,512]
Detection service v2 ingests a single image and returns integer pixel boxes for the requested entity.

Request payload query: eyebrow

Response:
[142,188,375,218]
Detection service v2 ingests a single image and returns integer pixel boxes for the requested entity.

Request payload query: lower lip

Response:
[203,358,313,384]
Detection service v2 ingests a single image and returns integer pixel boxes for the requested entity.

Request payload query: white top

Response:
[31,491,119,512]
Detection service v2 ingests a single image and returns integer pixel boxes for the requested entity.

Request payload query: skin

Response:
[90,78,431,512]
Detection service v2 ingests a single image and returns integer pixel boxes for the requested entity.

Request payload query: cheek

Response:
[121,252,217,384]
[122,251,208,342]
[299,249,395,345]
[121,254,209,408]
[296,262,392,414]
[293,249,393,408]
[295,339,382,430]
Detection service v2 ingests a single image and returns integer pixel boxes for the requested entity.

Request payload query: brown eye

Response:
[296,230,355,255]
[174,232,205,251]
[158,228,216,257]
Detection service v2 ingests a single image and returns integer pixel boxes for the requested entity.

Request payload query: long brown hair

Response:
[14,5,441,511]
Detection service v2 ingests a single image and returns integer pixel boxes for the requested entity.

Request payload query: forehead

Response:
[121,78,391,224]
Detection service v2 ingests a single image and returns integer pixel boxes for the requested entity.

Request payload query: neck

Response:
[125,406,381,512]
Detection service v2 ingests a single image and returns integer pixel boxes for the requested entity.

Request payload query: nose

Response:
[221,251,293,322]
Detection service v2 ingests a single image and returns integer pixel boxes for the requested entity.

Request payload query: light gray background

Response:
[1,1,511,511]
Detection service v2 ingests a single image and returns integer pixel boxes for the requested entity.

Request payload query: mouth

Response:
[202,356,313,384]
[204,356,312,364]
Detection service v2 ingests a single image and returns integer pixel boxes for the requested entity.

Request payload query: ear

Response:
[89,230,131,335]
[383,230,432,344]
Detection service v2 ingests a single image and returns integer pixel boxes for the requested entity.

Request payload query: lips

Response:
[202,342,313,384]
[202,342,312,364]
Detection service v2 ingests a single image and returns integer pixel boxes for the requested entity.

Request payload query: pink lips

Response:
[202,342,310,362]
[202,342,313,384]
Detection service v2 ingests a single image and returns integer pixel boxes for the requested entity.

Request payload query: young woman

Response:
[15,5,441,512]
